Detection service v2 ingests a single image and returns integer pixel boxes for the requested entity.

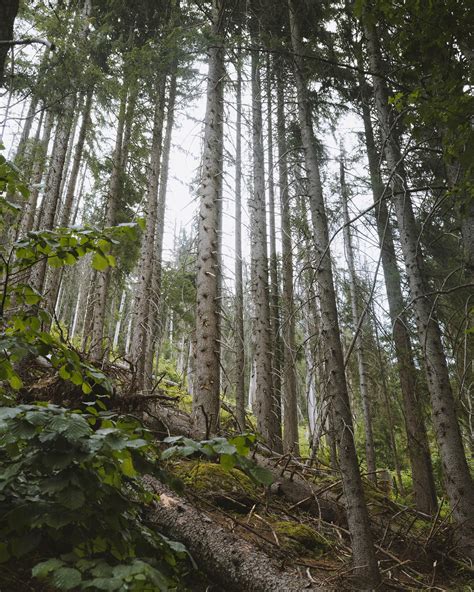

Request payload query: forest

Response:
[0,0,473,590]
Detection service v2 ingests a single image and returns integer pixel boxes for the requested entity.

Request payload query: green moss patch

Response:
[273,521,329,557]
[173,461,258,497]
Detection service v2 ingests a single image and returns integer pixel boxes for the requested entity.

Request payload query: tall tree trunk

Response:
[340,148,377,484]
[31,94,76,293]
[364,17,474,555]
[18,109,53,236]
[266,56,284,447]
[289,1,380,585]
[130,76,167,390]
[234,47,246,431]
[89,85,128,359]
[358,71,438,514]
[276,68,299,455]
[143,65,178,391]
[192,0,225,435]
[249,33,281,453]
[60,87,93,227]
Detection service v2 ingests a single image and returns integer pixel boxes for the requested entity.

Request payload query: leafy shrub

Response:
[0,404,188,590]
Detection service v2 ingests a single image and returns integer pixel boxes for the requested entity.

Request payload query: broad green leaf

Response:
[220,453,236,471]
[92,252,109,271]
[32,558,64,578]
[51,566,82,590]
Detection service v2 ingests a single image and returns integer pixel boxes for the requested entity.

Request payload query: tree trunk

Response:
[89,85,128,359]
[266,56,284,448]
[18,109,53,236]
[31,95,76,294]
[276,68,299,455]
[358,72,438,514]
[234,47,246,431]
[340,148,377,484]
[144,64,179,390]
[0,0,19,86]
[249,34,281,453]
[289,1,380,586]
[192,0,225,435]
[60,87,93,227]
[130,76,167,390]
[364,17,474,556]
[144,478,324,592]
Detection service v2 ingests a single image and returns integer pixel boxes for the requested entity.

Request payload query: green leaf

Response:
[120,455,136,477]
[247,465,273,486]
[82,382,92,394]
[51,566,82,590]
[32,558,65,578]
[220,453,236,471]
[92,252,109,271]
[58,487,85,510]
[59,365,71,380]
[8,374,23,390]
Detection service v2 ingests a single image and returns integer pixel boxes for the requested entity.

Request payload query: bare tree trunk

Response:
[192,0,225,435]
[60,87,93,227]
[144,64,178,390]
[249,34,281,453]
[340,148,377,484]
[266,56,284,446]
[289,1,380,586]
[364,17,474,556]
[31,94,76,293]
[358,69,437,514]
[130,76,167,390]
[89,85,128,359]
[19,109,53,236]
[276,68,299,455]
[234,47,246,431]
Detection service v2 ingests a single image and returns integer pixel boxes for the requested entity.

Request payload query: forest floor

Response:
[9,360,474,592]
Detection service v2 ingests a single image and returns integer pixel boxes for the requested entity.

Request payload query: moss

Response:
[273,521,329,557]
[173,461,258,497]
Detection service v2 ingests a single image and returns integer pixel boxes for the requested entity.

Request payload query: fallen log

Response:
[146,406,346,526]
[144,476,327,592]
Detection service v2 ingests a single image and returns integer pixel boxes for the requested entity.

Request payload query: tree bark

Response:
[31,95,76,294]
[249,33,281,453]
[60,87,93,227]
[130,76,167,390]
[0,0,19,86]
[364,16,474,555]
[89,85,128,360]
[358,71,438,514]
[192,0,225,435]
[144,63,178,391]
[340,148,377,484]
[276,68,299,455]
[288,1,380,586]
[18,109,53,236]
[266,56,284,449]
[144,478,325,592]
[234,47,246,431]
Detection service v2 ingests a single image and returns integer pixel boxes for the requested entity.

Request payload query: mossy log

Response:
[144,476,326,592]
[148,406,345,525]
